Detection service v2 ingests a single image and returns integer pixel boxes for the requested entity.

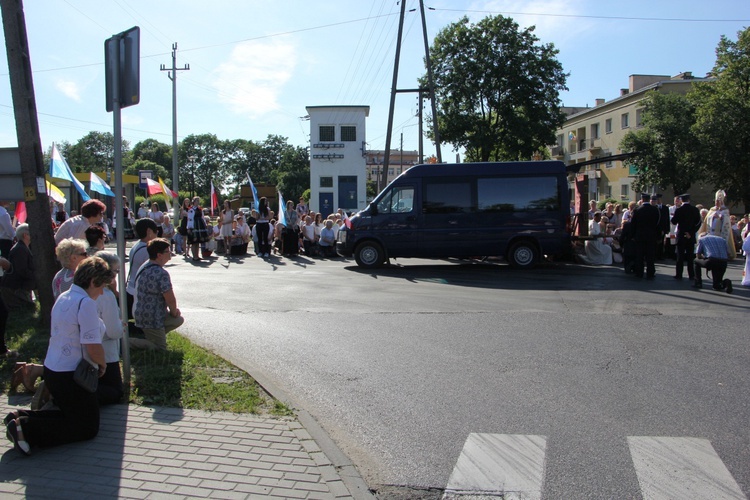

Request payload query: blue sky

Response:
[1,0,748,161]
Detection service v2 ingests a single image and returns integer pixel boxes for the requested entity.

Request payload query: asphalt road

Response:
[167,251,750,499]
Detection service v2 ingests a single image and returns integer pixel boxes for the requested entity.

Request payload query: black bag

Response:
[74,358,98,393]
[72,298,99,393]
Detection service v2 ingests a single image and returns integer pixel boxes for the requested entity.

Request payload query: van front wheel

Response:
[507,241,538,269]
[355,242,385,268]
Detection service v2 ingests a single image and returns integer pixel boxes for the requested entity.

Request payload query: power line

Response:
[430,7,750,23]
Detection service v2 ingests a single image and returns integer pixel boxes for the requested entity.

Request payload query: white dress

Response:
[579,220,613,265]
[220,210,234,238]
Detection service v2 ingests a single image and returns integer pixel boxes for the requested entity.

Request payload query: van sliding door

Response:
[420,179,476,258]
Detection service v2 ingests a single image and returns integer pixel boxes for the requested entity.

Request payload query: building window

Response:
[320,176,333,188]
[621,113,629,129]
[341,126,356,142]
[605,186,612,198]
[605,119,612,134]
[605,154,613,168]
[556,134,563,147]
[636,108,643,128]
[591,123,600,139]
[388,168,394,176]
[319,126,335,142]
[621,184,629,199]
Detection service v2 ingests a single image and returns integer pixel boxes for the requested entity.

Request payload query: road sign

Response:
[105,27,140,112]
[138,170,153,189]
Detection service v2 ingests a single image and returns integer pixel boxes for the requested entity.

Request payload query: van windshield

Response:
[377,186,414,214]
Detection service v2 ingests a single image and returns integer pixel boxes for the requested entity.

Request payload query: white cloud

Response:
[212,41,296,118]
[55,79,82,102]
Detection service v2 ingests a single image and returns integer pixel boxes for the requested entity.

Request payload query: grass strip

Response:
[2,305,292,416]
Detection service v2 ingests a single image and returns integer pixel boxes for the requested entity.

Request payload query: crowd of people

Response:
[1,198,183,456]
[161,195,349,262]
[575,189,749,292]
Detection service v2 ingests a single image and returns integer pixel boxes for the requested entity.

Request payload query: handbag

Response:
[74,358,98,393]
[72,298,99,393]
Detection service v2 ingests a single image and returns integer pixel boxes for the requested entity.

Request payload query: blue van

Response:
[336,161,571,268]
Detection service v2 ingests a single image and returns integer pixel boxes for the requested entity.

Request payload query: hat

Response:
[679,193,691,202]
[640,193,651,201]
[650,193,659,200]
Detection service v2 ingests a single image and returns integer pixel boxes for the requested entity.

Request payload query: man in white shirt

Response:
[125,218,157,333]
[0,202,15,258]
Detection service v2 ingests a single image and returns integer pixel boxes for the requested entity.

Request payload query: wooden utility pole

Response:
[2,0,59,326]
[160,43,190,217]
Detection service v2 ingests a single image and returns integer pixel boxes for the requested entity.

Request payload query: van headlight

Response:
[338,231,347,243]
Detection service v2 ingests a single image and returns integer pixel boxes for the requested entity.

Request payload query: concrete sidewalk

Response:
[0,395,373,499]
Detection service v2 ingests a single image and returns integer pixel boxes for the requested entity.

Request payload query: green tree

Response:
[272,144,309,202]
[63,131,129,174]
[620,92,702,196]
[690,27,750,213]
[423,15,568,162]
[131,138,172,172]
[178,134,227,199]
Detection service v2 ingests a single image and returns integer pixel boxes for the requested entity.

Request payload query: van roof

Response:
[401,161,566,178]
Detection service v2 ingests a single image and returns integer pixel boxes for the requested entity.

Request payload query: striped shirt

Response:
[696,234,728,260]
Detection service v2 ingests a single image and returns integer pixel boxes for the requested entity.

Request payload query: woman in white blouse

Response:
[4,257,112,456]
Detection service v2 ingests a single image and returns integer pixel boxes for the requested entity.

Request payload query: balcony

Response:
[589,138,602,152]
[550,145,564,158]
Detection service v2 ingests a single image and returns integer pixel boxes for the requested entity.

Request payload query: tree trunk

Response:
[2,0,59,327]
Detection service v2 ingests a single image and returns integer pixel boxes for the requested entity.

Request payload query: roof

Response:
[305,105,370,116]
[401,161,567,178]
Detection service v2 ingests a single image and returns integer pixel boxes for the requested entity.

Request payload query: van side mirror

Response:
[369,204,378,216]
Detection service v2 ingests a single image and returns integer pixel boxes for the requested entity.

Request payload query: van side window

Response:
[478,176,560,212]
[377,186,414,214]
[423,181,472,214]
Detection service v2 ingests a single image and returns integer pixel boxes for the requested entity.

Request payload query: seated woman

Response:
[0,224,36,309]
[5,256,112,456]
[576,211,613,265]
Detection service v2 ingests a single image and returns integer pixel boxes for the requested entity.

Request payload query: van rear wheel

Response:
[355,242,385,268]
[507,241,538,269]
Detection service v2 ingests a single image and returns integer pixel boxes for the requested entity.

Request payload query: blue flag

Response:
[89,172,115,197]
[278,191,287,227]
[246,172,259,211]
[50,143,90,201]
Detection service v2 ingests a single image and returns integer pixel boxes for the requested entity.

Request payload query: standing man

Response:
[630,193,660,280]
[131,238,184,351]
[0,201,15,258]
[671,193,701,280]
[653,194,669,260]
[693,234,732,293]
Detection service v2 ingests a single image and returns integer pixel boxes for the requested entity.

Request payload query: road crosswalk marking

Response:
[443,434,747,499]
[443,433,547,499]
[628,436,746,500]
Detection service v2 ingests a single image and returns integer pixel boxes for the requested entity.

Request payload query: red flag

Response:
[343,211,352,229]
[14,202,27,224]
[145,178,162,196]
[210,181,218,217]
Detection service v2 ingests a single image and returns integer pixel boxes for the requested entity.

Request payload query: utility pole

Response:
[160,43,189,215]
[1,0,58,326]
[383,0,441,187]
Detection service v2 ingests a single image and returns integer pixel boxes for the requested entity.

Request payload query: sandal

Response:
[6,419,30,456]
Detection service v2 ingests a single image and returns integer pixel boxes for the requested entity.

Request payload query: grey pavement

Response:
[0,393,374,499]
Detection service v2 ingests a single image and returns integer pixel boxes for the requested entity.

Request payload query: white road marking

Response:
[628,436,747,500]
[443,433,547,499]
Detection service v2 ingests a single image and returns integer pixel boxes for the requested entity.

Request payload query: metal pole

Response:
[418,92,424,164]
[382,0,407,189]
[110,34,131,397]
